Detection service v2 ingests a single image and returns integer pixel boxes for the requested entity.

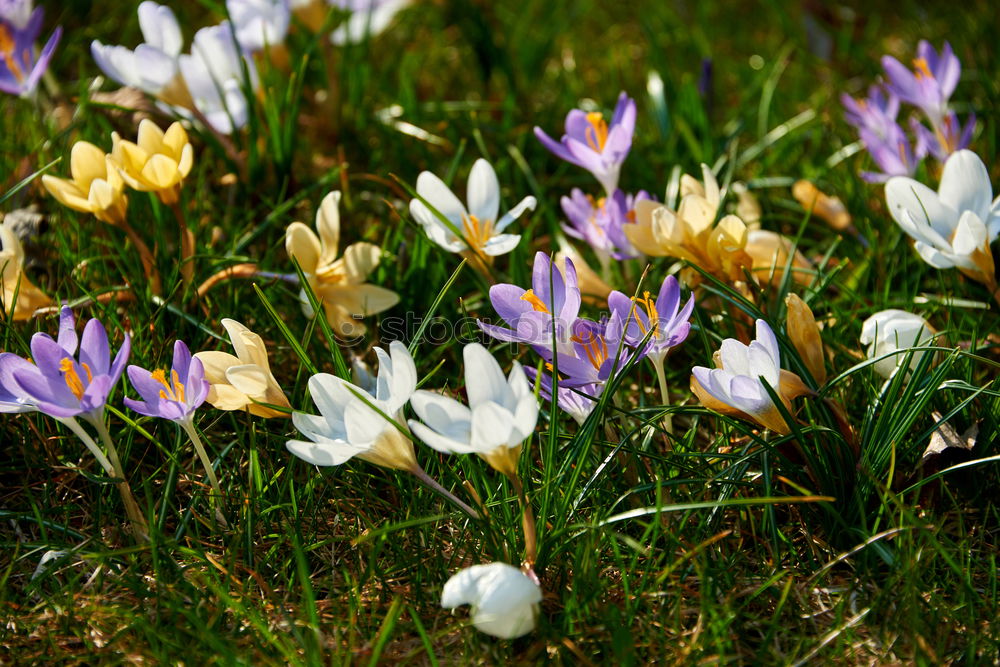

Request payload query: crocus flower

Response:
[882,41,960,126]
[0,0,33,29]
[538,314,635,389]
[624,165,752,285]
[285,191,399,337]
[913,110,975,162]
[194,318,291,418]
[330,0,411,45]
[792,180,852,232]
[478,252,581,356]
[41,142,129,226]
[785,294,826,385]
[841,85,926,181]
[860,310,938,380]
[228,0,291,53]
[744,229,813,287]
[523,366,597,426]
[841,85,900,140]
[884,149,1000,291]
[0,3,60,97]
[1,306,130,422]
[409,343,538,479]
[286,341,417,471]
[441,562,542,639]
[110,120,194,205]
[91,2,193,108]
[534,92,636,196]
[691,319,811,435]
[178,22,259,134]
[560,188,644,260]
[608,275,694,366]
[409,158,536,263]
[0,217,51,320]
[125,340,209,422]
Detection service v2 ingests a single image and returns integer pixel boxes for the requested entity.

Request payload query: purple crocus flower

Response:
[0,4,61,97]
[524,365,598,426]
[0,306,130,421]
[478,252,582,356]
[841,85,900,139]
[535,313,637,389]
[607,275,694,364]
[857,120,926,183]
[881,41,960,125]
[561,188,646,260]
[534,92,636,196]
[912,110,976,162]
[125,340,209,423]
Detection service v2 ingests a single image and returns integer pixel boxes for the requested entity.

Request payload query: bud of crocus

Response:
[793,180,852,232]
[744,230,813,287]
[859,310,939,379]
[441,562,542,639]
[111,120,194,205]
[785,294,826,384]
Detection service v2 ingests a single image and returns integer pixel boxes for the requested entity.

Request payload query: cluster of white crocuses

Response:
[91,1,412,134]
[285,340,543,638]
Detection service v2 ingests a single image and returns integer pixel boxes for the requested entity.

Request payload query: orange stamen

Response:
[520,289,549,313]
[460,213,494,252]
[913,57,933,80]
[571,330,608,370]
[631,291,659,337]
[0,26,25,83]
[584,112,609,152]
[59,358,86,400]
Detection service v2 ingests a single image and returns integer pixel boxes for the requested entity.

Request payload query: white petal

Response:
[410,391,472,441]
[466,159,500,225]
[441,562,541,640]
[463,344,509,408]
[494,196,537,233]
[885,177,958,241]
[480,233,521,256]
[951,210,988,257]
[938,149,992,222]
[414,171,468,224]
[470,401,516,451]
[286,437,362,466]
[138,1,183,56]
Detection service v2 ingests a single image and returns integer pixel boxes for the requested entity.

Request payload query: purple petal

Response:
[109,333,132,384]
[57,306,77,355]
[488,283,531,325]
[79,318,111,377]
[80,374,112,415]
[13,367,81,417]
[534,127,574,163]
[172,340,193,383]
[30,334,67,378]
[127,365,165,405]
[123,396,159,418]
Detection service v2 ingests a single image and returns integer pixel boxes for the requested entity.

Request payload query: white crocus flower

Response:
[178,22,260,134]
[409,159,536,261]
[441,562,542,639]
[330,0,410,45]
[691,319,811,435]
[91,2,192,107]
[860,310,939,380]
[408,343,537,478]
[287,341,419,471]
[885,150,1000,289]
[227,0,291,53]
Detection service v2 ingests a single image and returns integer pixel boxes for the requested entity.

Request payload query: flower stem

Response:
[652,355,674,438]
[57,417,115,477]
[119,222,161,296]
[179,419,227,527]
[508,474,538,569]
[90,415,149,540]
[410,466,480,520]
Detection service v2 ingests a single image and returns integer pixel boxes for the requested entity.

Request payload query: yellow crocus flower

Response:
[111,120,194,205]
[194,319,291,418]
[41,142,128,226]
[0,219,52,320]
[285,191,400,337]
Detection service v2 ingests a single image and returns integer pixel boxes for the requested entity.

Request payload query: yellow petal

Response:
[177,143,194,179]
[745,230,812,286]
[320,283,399,316]
[205,383,251,411]
[70,142,109,191]
[141,153,181,190]
[324,301,368,338]
[219,319,272,371]
[678,194,717,237]
[111,139,150,190]
[316,191,341,264]
[225,364,271,396]
[136,119,166,155]
[41,175,93,213]
[193,350,242,384]
[785,294,826,385]
[341,242,382,282]
[162,122,190,159]
[286,222,322,274]
[793,180,852,232]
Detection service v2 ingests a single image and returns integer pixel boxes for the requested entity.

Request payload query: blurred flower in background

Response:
[0,0,61,97]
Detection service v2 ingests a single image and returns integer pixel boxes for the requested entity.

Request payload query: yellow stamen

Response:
[172,369,186,403]
[152,368,187,402]
[59,358,86,400]
[584,112,609,152]
[913,57,933,80]
[571,330,608,370]
[520,289,549,313]
[460,213,494,252]
[631,291,659,337]
[0,25,25,83]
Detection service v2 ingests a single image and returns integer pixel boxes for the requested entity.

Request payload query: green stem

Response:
[652,355,674,438]
[56,417,115,477]
[179,419,224,503]
[90,415,149,539]
[410,466,480,520]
